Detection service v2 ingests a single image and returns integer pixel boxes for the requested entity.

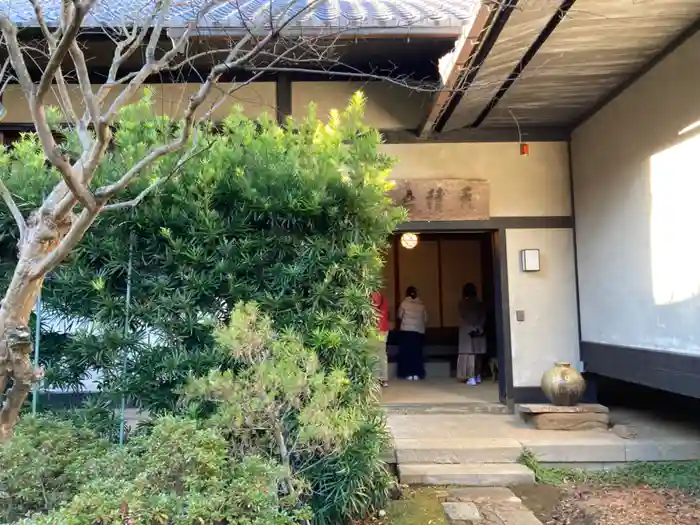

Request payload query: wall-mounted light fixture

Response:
[400,232,419,249]
[519,143,529,156]
[520,249,540,272]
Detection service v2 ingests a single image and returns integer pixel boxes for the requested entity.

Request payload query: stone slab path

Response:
[387,410,700,487]
[387,412,700,466]
[442,487,542,525]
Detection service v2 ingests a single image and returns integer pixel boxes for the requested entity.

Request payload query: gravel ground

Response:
[515,484,700,525]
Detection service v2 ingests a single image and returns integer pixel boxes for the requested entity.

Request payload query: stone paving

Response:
[442,487,542,525]
[387,410,700,467]
[385,399,700,488]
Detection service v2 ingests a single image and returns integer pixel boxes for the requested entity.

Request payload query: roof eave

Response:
[165,25,463,39]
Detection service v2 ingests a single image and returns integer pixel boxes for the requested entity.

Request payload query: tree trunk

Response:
[0,210,71,442]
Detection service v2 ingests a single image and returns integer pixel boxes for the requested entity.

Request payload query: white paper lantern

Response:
[400,232,418,249]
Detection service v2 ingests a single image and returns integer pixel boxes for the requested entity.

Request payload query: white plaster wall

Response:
[571,30,700,354]
[506,228,579,387]
[383,142,571,217]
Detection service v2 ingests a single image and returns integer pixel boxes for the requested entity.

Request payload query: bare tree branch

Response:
[102,139,215,211]
[96,13,157,103]
[0,179,26,241]
[30,0,82,138]
[35,0,94,105]
[145,0,173,63]
[0,16,35,96]
[0,75,12,100]
[1,3,98,214]
[0,55,11,95]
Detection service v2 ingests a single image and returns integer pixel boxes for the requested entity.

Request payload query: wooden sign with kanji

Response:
[389,178,490,221]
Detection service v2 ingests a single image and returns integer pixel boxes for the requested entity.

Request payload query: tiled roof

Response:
[0,0,480,34]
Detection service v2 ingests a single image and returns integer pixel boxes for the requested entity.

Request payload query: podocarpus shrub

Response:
[0,92,403,524]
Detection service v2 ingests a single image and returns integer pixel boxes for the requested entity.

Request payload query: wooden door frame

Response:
[393,224,513,405]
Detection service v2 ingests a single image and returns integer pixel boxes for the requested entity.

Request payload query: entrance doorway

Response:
[380,231,505,405]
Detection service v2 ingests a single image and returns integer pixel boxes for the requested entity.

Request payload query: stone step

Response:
[384,403,511,416]
[399,463,535,486]
[394,438,523,464]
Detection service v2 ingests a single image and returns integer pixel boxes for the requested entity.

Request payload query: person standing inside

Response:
[457,282,487,385]
[371,290,390,387]
[397,286,428,381]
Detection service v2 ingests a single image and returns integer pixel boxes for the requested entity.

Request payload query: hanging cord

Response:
[31,287,42,415]
[118,233,134,445]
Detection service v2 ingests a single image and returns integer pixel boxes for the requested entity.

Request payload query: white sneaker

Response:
[465,377,478,386]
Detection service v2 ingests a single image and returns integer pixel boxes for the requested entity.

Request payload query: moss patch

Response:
[373,487,449,525]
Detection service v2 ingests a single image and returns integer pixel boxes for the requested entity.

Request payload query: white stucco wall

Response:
[571,30,700,354]
[382,142,571,217]
[505,228,579,387]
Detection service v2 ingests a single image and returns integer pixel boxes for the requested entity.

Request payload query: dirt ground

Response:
[512,483,700,525]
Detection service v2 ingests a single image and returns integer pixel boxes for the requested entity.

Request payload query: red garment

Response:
[372,291,389,333]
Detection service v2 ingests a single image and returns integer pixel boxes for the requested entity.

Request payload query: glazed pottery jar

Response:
[540,361,586,406]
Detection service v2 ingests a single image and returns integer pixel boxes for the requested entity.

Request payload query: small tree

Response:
[184,302,362,503]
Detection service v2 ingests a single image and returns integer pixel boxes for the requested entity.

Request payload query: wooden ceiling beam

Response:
[415,1,496,138]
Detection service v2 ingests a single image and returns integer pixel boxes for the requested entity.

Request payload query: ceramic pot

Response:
[540,361,586,406]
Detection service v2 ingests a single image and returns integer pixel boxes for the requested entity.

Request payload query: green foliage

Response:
[0,90,183,284]
[1,91,403,524]
[597,461,700,494]
[3,416,304,525]
[185,303,362,448]
[0,415,110,522]
[2,91,402,409]
[37,417,303,525]
[302,416,392,523]
[184,304,370,509]
[520,448,700,494]
[518,448,585,485]
[57,398,129,442]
